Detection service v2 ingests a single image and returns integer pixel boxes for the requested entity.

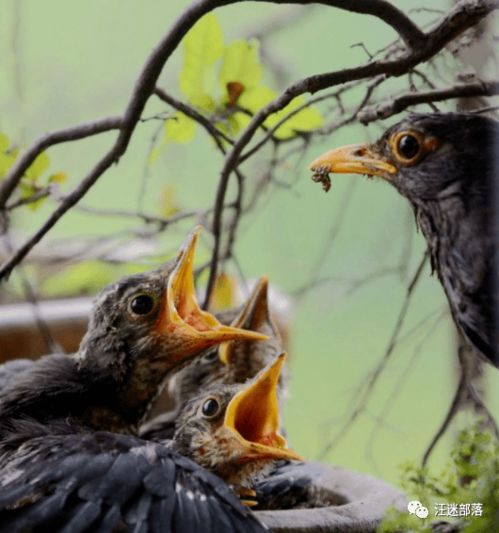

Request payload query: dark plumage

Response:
[0,420,264,532]
[0,227,266,532]
[0,359,33,390]
[310,113,499,367]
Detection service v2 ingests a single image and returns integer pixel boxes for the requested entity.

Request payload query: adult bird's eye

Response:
[201,397,220,418]
[393,132,421,162]
[129,294,155,316]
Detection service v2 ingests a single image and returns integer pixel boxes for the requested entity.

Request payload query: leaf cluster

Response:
[0,133,66,210]
[378,425,499,533]
[162,13,323,146]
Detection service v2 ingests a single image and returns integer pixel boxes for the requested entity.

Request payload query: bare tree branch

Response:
[6,188,52,211]
[318,251,429,458]
[73,205,207,229]
[422,340,499,465]
[0,0,226,279]
[358,79,499,122]
[0,0,496,284]
[204,0,499,306]
[154,87,235,146]
[0,117,122,207]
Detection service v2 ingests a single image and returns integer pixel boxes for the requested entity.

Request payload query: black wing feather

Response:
[0,423,266,532]
[92,504,123,533]
[58,499,102,533]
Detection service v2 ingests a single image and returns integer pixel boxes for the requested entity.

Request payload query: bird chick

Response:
[309,113,499,368]
[0,227,268,532]
[141,277,287,440]
[0,225,265,434]
[179,276,285,400]
[171,353,301,504]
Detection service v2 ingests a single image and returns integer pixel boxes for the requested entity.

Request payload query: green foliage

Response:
[164,112,196,144]
[162,13,323,145]
[220,39,262,95]
[0,132,67,210]
[378,425,499,532]
[179,12,223,112]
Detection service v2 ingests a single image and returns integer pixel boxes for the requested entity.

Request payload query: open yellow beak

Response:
[309,143,397,184]
[156,226,267,361]
[224,353,301,462]
[219,276,271,365]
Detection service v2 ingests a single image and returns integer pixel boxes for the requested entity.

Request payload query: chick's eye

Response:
[203,351,218,363]
[201,398,220,418]
[396,134,420,160]
[129,294,155,315]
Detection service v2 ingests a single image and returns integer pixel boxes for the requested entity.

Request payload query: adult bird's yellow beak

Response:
[224,353,302,462]
[156,226,268,361]
[309,143,397,183]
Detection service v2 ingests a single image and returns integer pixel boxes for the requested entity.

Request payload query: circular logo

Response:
[407,500,429,519]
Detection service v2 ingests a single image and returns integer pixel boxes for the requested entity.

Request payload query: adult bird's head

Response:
[309,113,499,367]
[309,112,497,205]
[172,353,301,493]
[77,226,267,411]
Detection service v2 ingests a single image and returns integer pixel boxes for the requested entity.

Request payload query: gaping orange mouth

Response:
[156,226,268,360]
[218,276,273,365]
[224,353,302,463]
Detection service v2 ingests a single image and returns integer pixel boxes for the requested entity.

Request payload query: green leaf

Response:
[25,151,50,181]
[164,112,196,144]
[179,13,224,110]
[265,96,324,139]
[220,39,262,97]
[239,85,276,113]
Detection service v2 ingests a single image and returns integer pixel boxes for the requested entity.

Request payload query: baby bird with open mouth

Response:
[171,353,301,505]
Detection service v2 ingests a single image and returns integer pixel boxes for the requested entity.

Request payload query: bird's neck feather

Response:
[0,353,168,434]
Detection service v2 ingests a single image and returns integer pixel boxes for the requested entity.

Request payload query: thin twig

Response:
[204,0,498,305]
[1,0,495,282]
[318,251,429,458]
[358,79,499,123]
[154,87,235,147]
[6,187,52,210]
[73,205,204,228]
[422,342,499,465]
[0,117,122,207]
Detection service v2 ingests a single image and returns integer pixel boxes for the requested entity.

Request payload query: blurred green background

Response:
[0,0,498,490]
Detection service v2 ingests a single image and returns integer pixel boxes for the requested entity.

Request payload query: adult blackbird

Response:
[172,353,300,505]
[0,227,266,532]
[141,277,286,440]
[309,113,499,368]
